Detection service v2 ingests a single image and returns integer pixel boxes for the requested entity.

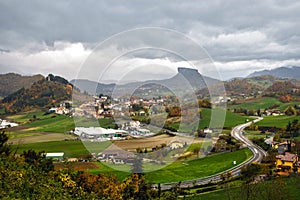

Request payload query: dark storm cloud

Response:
[0,0,300,80]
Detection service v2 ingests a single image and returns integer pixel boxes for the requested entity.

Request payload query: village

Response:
[41,94,300,179]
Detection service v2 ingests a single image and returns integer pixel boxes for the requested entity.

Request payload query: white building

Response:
[129,121,140,129]
[203,128,213,134]
[45,152,64,161]
[74,127,128,141]
[0,119,18,129]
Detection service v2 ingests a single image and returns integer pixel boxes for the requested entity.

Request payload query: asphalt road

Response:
[154,117,267,190]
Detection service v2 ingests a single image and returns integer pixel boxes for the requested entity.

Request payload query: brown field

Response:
[113,134,202,151]
[5,125,28,131]
[54,162,99,171]
[8,132,76,144]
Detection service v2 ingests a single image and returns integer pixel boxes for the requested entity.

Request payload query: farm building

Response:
[45,152,64,161]
[74,127,128,140]
[0,119,18,129]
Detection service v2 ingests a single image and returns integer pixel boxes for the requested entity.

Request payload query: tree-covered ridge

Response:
[198,78,263,97]
[0,73,44,97]
[224,78,263,95]
[266,81,298,94]
[1,74,73,113]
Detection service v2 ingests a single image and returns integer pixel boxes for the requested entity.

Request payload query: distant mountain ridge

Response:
[70,79,116,96]
[248,66,300,80]
[71,67,220,96]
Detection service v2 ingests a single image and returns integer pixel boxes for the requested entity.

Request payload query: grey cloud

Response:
[0,0,300,80]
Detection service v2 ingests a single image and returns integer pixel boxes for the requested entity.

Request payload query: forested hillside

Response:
[0,73,44,97]
[1,74,73,113]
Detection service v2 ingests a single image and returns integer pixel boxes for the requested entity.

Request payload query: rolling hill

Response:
[1,74,74,113]
[0,73,44,97]
[197,78,263,97]
[70,79,116,96]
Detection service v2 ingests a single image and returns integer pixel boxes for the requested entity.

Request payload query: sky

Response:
[1,0,300,82]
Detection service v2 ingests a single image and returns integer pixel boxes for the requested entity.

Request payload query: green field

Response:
[7,111,49,123]
[229,97,300,112]
[202,108,249,129]
[0,108,5,115]
[278,101,300,111]
[223,110,249,128]
[6,109,247,137]
[7,111,75,133]
[182,176,300,200]
[229,97,281,111]
[11,140,111,158]
[88,162,131,181]
[169,108,248,131]
[12,139,252,184]
[26,115,75,133]
[144,148,252,183]
[6,110,117,134]
[186,142,204,151]
[87,148,252,183]
[244,130,271,140]
[257,115,300,128]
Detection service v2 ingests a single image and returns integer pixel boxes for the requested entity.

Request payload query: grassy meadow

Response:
[11,140,89,157]
[11,140,112,158]
[181,176,300,200]
[229,97,281,110]
[229,97,300,112]
[87,148,252,183]
[169,108,248,131]
[256,115,299,128]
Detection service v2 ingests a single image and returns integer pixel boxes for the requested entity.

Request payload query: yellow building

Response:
[276,152,298,173]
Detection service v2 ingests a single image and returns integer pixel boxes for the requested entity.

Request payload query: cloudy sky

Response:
[1,0,300,82]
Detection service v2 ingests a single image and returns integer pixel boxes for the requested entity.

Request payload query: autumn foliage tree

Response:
[279,94,293,103]
[0,131,157,199]
[167,106,181,117]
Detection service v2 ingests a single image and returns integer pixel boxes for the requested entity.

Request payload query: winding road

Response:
[155,117,267,190]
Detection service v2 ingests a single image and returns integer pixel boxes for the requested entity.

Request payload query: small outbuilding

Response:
[45,152,64,161]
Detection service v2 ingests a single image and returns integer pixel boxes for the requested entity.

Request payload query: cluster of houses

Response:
[276,152,300,174]
[48,101,73,115]
[272,140,300,174]
[74,95,167,119]
[261,109,284,116]
[212,96,233,104]
[118,121,152,137]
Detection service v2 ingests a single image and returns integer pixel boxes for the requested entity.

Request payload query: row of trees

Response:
[233,108,260,116]
[234,106,300,116]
